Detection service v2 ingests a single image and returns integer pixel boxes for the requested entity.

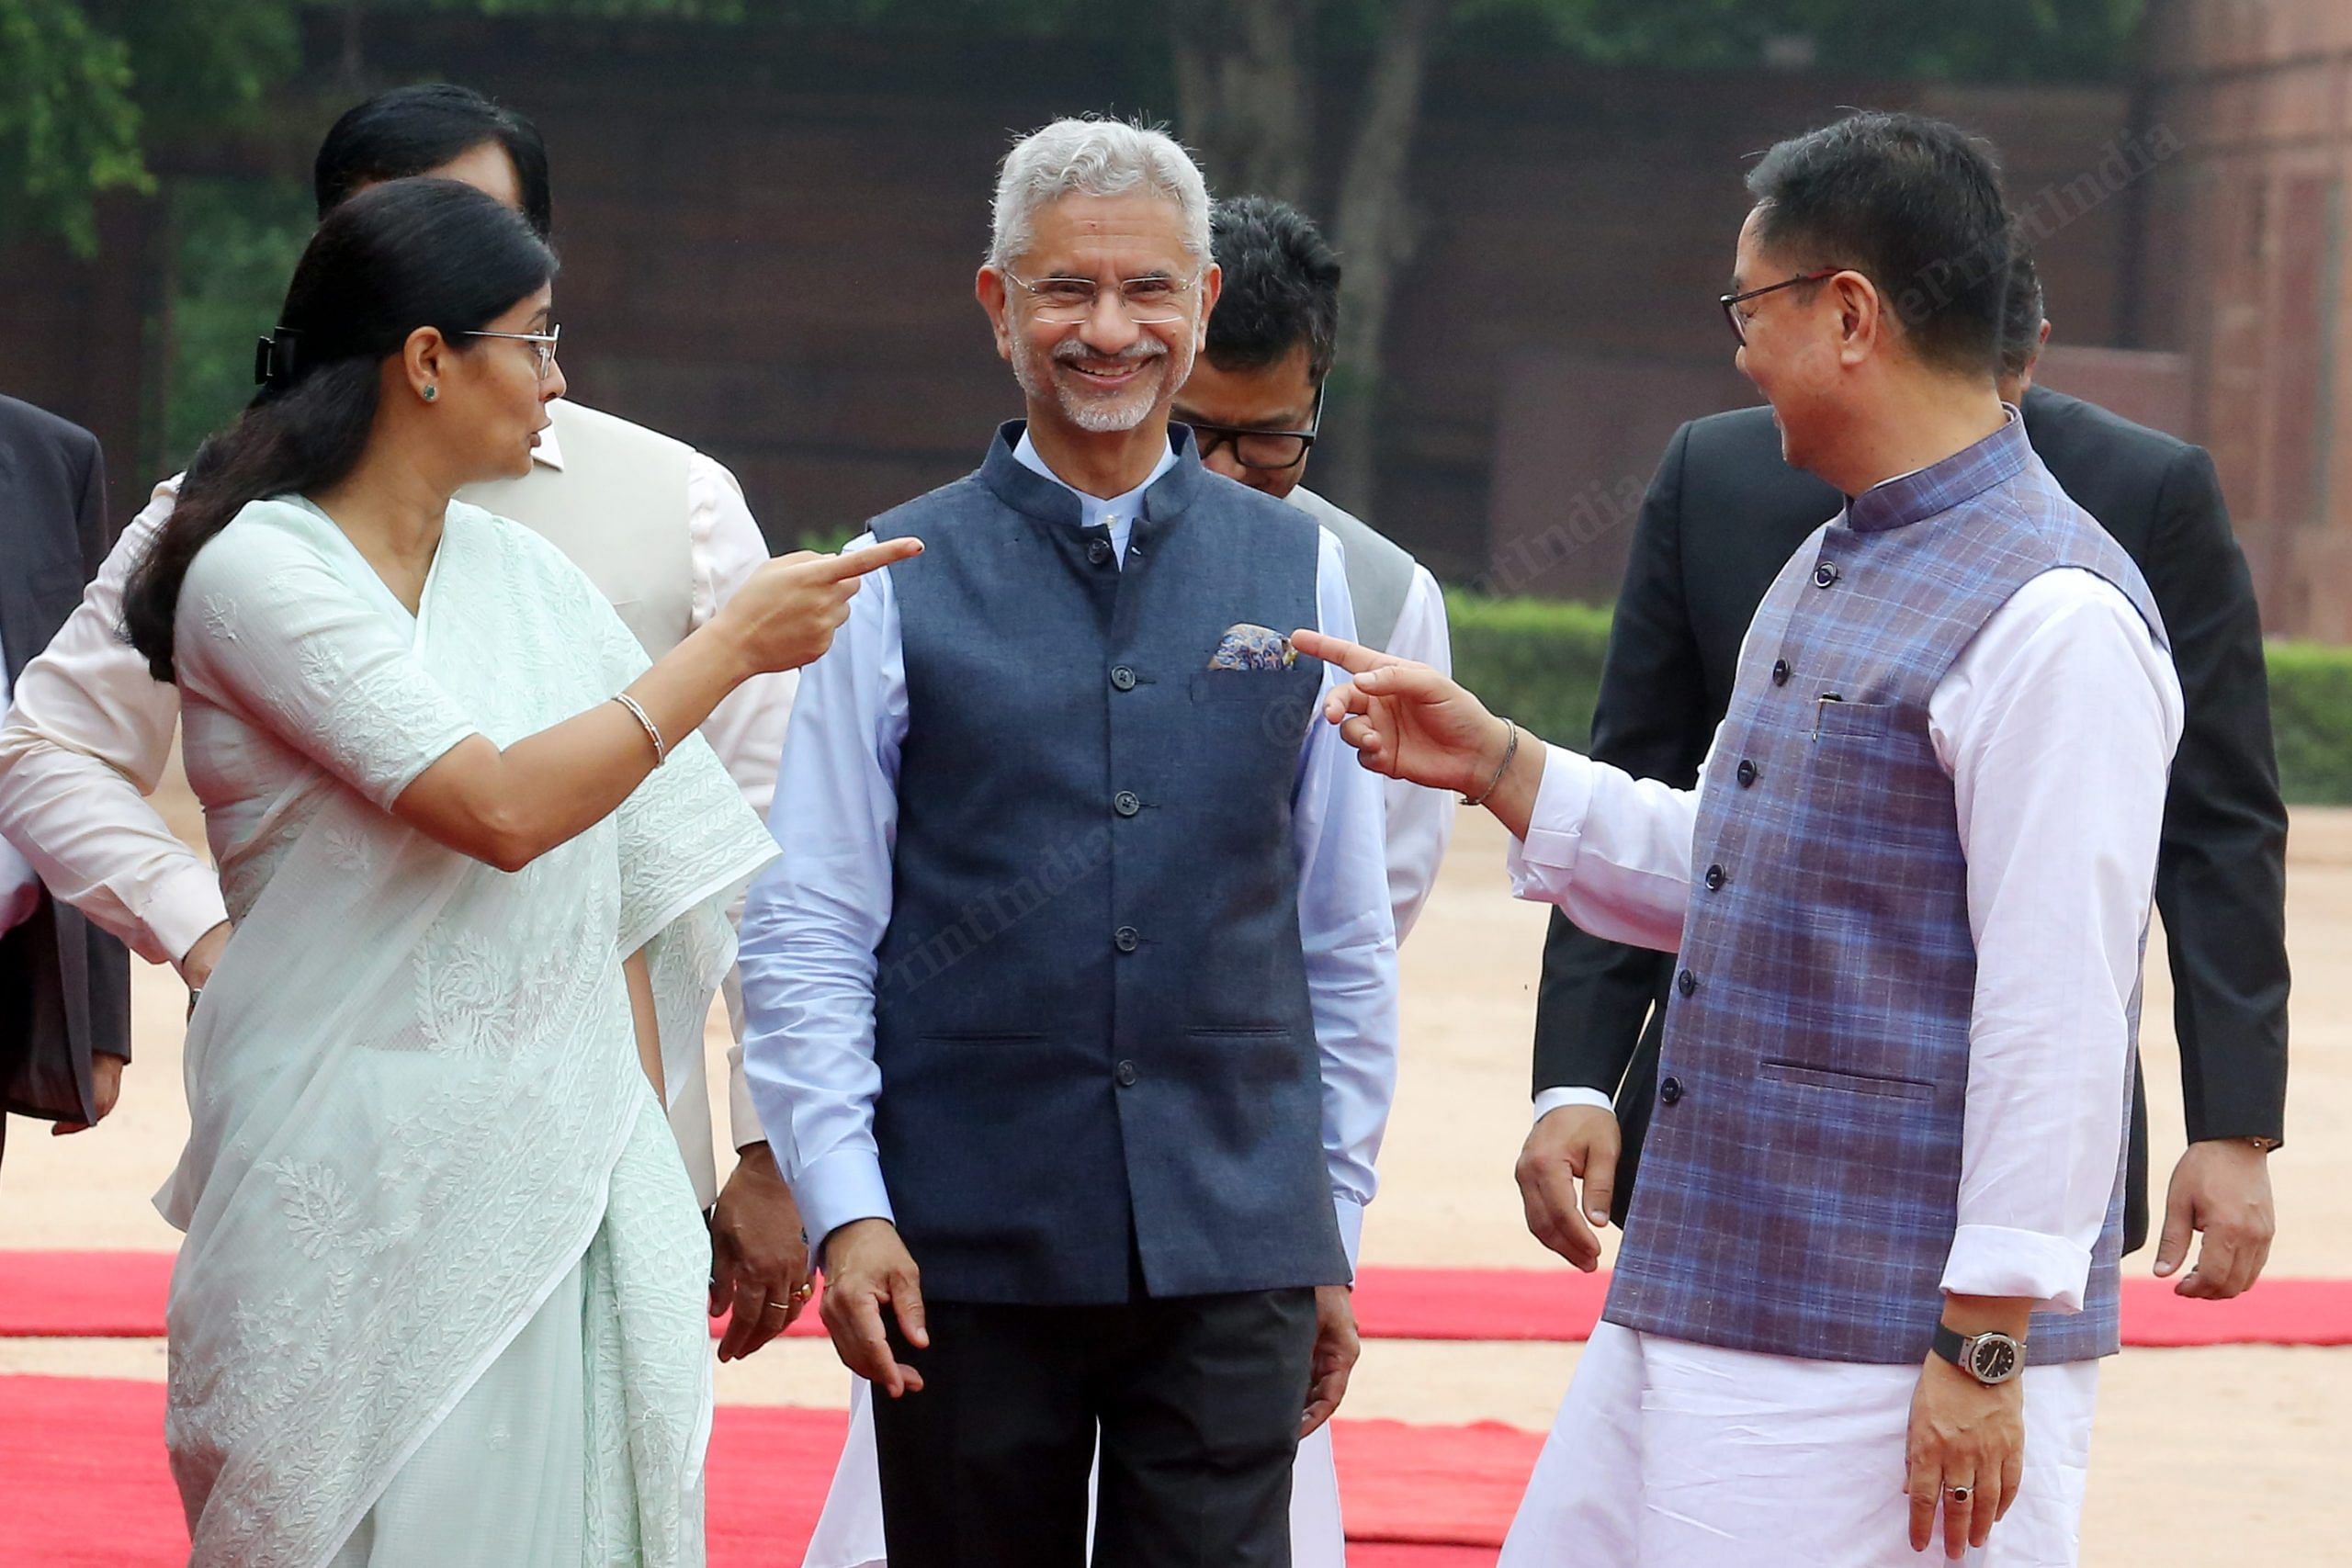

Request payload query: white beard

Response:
[1012,334,1191,434]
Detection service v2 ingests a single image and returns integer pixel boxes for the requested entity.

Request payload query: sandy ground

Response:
[3,779,2348,1561]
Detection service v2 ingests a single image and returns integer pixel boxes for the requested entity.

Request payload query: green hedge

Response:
[1448,592,2352,807]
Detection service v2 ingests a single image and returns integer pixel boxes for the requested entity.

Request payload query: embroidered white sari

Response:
[156,496,776,1568]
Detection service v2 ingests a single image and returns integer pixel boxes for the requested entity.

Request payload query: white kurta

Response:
[1498,566,2180,1565]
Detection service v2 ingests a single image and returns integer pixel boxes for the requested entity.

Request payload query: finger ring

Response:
[1945,1485,1973,1502]
[762,1301,791,1316]
[792,1280,816,1303]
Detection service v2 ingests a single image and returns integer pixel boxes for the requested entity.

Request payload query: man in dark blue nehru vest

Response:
[739,118,1398,1568]
[1298,113,2179,1566]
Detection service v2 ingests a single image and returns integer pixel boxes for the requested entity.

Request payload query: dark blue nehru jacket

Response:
[867,424,1350,1306]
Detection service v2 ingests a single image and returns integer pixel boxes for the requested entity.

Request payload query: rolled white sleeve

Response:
[1376,564,1454,944]
[1934,569,2181,1312]
[736,531,904,1251]
[1296,528,1403,1273]
[0,478,228,967]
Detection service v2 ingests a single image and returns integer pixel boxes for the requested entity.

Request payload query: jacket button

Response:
[1659,1076,1684,1106]
[1114,790,1141,818]
[1114,925,1140,953]
[1087,537,1114,566]
[1676,968,1697,998]
[1115,1060,1138,1088]
[1736,759,1758,788]
[1814,561,1840,588]
[1703,863,1725,891]
[1110,665,1137,692]
[1771,659,1790,687]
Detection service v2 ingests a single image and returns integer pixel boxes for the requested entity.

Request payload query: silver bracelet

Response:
[1461,718,1520,807]
[613,693,667,767]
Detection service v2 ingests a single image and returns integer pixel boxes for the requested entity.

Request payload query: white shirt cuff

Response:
[1533,1087,1615,1123]
[142,862,232,971]
[1503,743,1596,903]
[795,1147,896,1258]
[1940,1224,2096,1315]
[1333,1193,1364,1278]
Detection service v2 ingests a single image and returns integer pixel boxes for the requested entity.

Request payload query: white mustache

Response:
[1052,337,1168,367]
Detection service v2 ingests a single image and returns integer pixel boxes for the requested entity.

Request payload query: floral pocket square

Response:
[1207,623,1297,672]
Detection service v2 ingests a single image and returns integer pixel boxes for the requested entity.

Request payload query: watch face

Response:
[1969,1334,2021,1383]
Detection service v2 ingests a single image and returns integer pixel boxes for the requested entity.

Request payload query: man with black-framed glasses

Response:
[1175,194,1454,947]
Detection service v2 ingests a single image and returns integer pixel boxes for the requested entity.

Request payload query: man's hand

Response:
[51,1053,124,1136]
[1300,1285,1361,1438]
[1905,1354,2025,1559]
[2153,1138,2276,1299]
[817,1218,928,1397]
[708,1143,813,1361]
[1289,628,1509,799]
[1516,1104,1621,1271]
[176,920,232,990]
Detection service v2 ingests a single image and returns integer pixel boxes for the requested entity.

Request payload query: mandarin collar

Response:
[978,421,1204,526]
[1844,406,2029,534]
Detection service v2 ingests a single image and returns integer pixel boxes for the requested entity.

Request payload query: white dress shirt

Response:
[1515,566,2181,1312]
[1372,563,1453,942]
[0,430,793,1146]
[740,433,1402,1269]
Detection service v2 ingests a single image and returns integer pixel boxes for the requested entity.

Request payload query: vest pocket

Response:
[918,1030,1047,1044]
[1757,1057,1934,1102]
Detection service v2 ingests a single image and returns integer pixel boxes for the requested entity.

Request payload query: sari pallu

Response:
[156,498,777,1567]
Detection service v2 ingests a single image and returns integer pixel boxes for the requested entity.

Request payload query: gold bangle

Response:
[1462,719,1519,807]
[613,693,667,767]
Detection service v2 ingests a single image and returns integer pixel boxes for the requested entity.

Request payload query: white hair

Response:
[989,117,1212,270]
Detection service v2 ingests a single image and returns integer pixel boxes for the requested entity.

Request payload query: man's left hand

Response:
[709,1142,813,1360]
[1905,1354,2024,1559]
[2153,1138,2276,1300]
[1300,1284,1361,1438]
[51,1053,124,1136]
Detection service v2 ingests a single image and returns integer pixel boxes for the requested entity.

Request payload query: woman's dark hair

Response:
[315,83,553,239]
[123,178,556,682]
[1747,111,2017,378]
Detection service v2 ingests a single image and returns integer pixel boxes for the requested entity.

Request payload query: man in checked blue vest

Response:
[739,118,1399,1567]
[1298,112,2182,1566]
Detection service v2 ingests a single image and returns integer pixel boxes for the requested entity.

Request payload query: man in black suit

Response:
[1524,256,2289,1300]
[0,394,130,1163]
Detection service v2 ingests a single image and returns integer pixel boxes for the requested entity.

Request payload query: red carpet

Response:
[0,1376,1531,1564]
[9,1250,2350,1347]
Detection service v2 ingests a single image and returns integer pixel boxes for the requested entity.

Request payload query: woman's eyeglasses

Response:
[465,323,562,380]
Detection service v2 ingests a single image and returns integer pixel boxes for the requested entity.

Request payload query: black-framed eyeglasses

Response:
[1183,388,1323,471]
[1719,270,1839,345]
[464,323,562,380]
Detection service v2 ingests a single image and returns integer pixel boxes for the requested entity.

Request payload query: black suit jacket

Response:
[1532,386,2291,1253]
[0,394,130,1163]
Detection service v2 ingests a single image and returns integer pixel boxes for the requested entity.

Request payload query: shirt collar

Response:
[1844,404,2029,534]
[531,400,568,472]
[1012,426,1179,520]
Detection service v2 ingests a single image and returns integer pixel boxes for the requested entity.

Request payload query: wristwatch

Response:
[1931,1323,2025,1386]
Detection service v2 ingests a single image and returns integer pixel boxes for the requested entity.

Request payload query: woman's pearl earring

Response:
[422,385,438,402]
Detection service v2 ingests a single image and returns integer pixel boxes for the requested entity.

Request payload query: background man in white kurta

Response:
[0,83,810,1356]
[1293,111,2182,1566]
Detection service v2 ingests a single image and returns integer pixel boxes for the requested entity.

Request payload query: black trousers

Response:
[871,1288,1319,1568]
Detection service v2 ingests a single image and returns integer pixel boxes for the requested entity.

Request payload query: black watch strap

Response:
[1930,1321,1970,1371]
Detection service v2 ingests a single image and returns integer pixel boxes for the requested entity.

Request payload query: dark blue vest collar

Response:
[978,420,1206,527]
[1843,407,2030,535]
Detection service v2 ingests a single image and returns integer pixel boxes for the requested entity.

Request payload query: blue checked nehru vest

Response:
[1601,416,2167,1367]
[865,423,1346,1306]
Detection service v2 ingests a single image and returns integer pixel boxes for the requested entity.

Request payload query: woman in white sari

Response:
[119,177,919,1568]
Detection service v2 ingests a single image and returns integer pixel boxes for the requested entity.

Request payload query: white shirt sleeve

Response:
[736,531,903,1251]
[1376,564,1455,945]
[1296,526,1404,1273]
[0,478,230,966]
[1932,568,2181,1312]
[682,450,797,1152]
[1501,737,1704,953]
